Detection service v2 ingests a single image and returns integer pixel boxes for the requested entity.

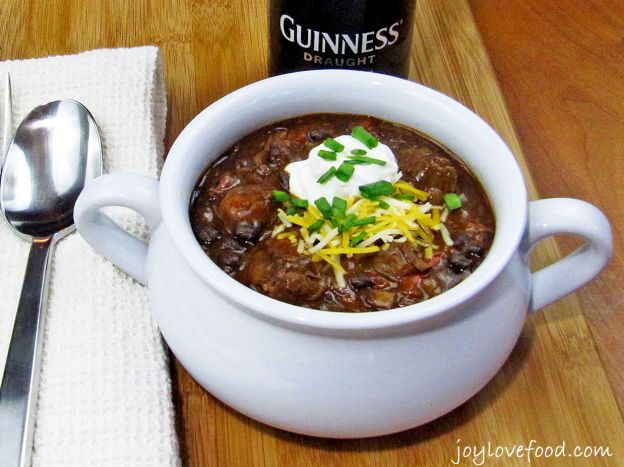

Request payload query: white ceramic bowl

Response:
[75,70,612,438]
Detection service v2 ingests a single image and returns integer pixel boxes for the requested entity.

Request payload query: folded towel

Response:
[0,47,179,466]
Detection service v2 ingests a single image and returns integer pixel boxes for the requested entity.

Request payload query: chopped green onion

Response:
[344,159,367,165]
[308,219,325,232]
[351,126,378,149]
[335,162,355,182]
[291,198,308,209]
[285,206,297,215]
[331,197,347,220]
[394,193,416,201]
[349,231,367,247]
[351,149,367,156]
[271,190,290,202]
[314,197,332,217]
[352,216,376,226]
[443,193,463,211]
[323,138,345,152]
[317,150,337,161]
[330,218,340,228]
[346,155,387,166]
[359,180,395,198]
[317,166,336,184]
[339,214,357,232]
[378,200,390,209]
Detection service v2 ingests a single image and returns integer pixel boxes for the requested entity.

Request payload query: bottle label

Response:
[279,13,403,68]
[269,0,416,78]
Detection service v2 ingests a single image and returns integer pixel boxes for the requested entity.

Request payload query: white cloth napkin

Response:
[0,47,180,466]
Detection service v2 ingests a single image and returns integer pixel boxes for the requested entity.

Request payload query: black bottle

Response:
[269,0,416,78]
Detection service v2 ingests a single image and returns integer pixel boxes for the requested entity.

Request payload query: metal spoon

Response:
[0,100,102,467]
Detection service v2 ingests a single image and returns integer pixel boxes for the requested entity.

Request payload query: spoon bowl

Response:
[1,100,101,238]
[0,100,102,467]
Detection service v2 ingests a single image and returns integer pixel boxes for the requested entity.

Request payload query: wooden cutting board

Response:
[170,1,624,465]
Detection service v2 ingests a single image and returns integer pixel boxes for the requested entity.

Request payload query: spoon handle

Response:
[1,72,12,170]
[0,236,54,467]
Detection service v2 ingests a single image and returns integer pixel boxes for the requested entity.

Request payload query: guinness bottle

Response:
[269,0,416,78]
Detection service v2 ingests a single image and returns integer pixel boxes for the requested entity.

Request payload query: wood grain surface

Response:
[0,0,622,465]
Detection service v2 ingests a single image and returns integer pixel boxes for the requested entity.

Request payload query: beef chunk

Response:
[362,290,396,310]
[362,247,416,281]
[397,146,458,193]
[239,238,328,303]
[216,185,271,235]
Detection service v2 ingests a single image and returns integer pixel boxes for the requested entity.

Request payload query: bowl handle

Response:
[526,198,612,313]
[74,173,161,286]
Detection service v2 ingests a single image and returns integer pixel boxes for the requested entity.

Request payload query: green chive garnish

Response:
[351,126,378,149]
[271,190,290,202]
[349,231,367,247]
[335,162,355,182]
[318,150,337,161]
[324,138,345,152]
[339,214,357,232]
[331,197,347,215]
[346,155,386,166]
[314,197,332,217]
[291,198,308,209]
[394,193,416,201]
[352,216,376,226]
[378,200,390,209]
[351,149,367,156]
[308,219,325,232]
[443,193,462,211]
[344,159,367,165]
[331,197,347,220]
[285,206,297,215]
[359,180,395,198]
[317,166,336,184]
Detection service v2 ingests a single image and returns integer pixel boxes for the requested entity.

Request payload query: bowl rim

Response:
[160,70,528,332]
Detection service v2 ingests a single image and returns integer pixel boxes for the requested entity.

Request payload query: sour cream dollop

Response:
[285,134,401,201]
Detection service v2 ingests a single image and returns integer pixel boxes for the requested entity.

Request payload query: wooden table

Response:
[1,0,622,465]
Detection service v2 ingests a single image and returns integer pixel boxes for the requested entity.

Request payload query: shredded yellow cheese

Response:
[271,180,453,285]
[321,246,381,255]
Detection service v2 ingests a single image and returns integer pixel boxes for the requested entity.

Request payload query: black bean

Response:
[348,273,375,291]
[307,128,331,142]
[448,252,472,273]
[465,244,485,258]
[267,143,290,166]
[236,157,255,169]
[216,251,241,273]
[219,236,246,253]
[235,220,264,243]
[256,164,271,176]
[209,172,240,194]
[278,171,290,191]
[195,224,222,246]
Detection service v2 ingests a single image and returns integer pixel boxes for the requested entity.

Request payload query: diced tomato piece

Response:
[398,274,424,300]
